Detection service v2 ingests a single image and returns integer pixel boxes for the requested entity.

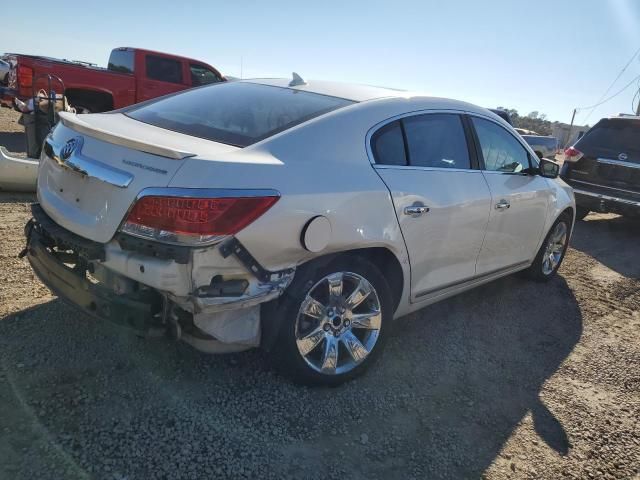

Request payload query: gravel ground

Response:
[0,106,639,479]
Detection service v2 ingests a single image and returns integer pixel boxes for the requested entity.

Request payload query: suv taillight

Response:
[120,194,279,245]
[17,65,33,88]
[564,146,584,163]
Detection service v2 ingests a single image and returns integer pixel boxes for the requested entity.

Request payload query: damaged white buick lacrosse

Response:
[23,76,575,385]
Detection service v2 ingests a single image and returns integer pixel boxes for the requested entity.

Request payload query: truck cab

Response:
[2,47,225,112]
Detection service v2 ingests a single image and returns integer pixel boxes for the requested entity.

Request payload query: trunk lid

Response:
[566,118,640,196]
[38,112,240,243]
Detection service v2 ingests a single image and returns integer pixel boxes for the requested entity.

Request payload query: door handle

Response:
[495,200,511,210]
[404,205,430,216]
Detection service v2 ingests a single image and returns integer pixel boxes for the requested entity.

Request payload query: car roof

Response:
[244,78,407,102]
[243,78,500,119]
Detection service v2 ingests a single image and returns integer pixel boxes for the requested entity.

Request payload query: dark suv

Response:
[560,115,640,220]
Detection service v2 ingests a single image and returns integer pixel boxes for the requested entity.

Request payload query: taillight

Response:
[120,193,279,245]
[564,146,584,163]
[17,65,33,88]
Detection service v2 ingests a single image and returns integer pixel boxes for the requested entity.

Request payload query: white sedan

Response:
[24,76,574,385]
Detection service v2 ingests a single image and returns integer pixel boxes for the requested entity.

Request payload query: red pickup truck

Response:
[1,47,225,112]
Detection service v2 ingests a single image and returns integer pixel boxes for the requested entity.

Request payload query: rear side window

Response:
[576,119,640,159]
[403,114,470,169]
[108,49,134,73]
[145,55,183,84]
[371,121,407,166]
[126,82,354,147]
[190,64,223,86]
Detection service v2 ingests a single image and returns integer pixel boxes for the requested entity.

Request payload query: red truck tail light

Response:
[17,65,33,88]
[120,193,279,245]
[563,146,584,163]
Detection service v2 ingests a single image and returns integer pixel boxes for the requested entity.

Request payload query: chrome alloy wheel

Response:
[295,271,382,375]
[542,221,568,275]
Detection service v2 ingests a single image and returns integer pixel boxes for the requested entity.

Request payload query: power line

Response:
[581,45,640,123]
[575,73,640,111]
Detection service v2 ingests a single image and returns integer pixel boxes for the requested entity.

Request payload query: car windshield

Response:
[125,82,355,147]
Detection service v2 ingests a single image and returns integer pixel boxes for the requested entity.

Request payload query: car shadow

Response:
[0,273,582,479]
[570,213,640,279]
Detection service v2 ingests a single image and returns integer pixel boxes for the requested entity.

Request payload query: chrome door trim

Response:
[597,157,640,170]
[414,260,530,299]
[373,164,483,174]
[43,138,133,188]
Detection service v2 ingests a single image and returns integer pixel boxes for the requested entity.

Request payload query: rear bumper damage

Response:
[23,204,295,352]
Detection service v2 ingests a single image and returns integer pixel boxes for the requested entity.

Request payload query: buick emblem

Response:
[618,152,628,161]
[60,137,83,161]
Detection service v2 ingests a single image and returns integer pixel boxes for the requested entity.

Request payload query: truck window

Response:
[145,55,183,84]
[190,64,223,86]
[107,49,134,73]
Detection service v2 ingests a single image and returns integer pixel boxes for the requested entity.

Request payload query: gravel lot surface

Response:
[0,106,638,479]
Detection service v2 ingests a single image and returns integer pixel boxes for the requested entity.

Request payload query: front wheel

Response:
[273,256,393,386]
[524,214,571,282]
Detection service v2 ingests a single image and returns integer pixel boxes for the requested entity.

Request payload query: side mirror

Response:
[539,157,560,179]
[536,151,544,160]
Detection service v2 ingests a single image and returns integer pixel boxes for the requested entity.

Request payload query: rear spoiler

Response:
[58,111,196,160]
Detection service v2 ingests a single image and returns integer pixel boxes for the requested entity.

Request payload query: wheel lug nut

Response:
[323,324,330,332]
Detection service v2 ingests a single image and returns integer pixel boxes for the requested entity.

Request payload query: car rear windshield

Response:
[125,82,355,147]
[576,119,640,159]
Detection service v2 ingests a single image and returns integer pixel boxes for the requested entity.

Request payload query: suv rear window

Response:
[125,82,354,147]
[576,119,640,159]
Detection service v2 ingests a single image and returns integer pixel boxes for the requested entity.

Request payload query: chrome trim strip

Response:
[373,164,481,173]
[570,179,640,196]
[44,139,134,188]
[134,187,281,200]
[573,189,640,207]
[597,157,640,170]
[414,261,530,299]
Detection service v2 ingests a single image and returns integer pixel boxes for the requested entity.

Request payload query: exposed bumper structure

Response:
[23,204,296,350]
[25,222,161,333]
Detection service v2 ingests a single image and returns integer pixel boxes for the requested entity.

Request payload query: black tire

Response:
[272,255,393,386]
[524,213,571,282]
[575,206,590,221]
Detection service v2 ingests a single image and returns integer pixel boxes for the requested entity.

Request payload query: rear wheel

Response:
[575,206,590,221]
[524,214,571,282]
[273,256,392,386]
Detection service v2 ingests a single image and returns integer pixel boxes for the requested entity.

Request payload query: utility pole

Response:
[636,88,640,115]
[566,108,577,147]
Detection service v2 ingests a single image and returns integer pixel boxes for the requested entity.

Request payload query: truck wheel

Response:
[273,255,392,386]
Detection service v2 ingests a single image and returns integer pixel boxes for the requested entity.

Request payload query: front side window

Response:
[472,117,530,173]
[126,82,354,147]
[145,55,183,84]
[190,64,223,86]
[371,121,407,166]
[403,114,470,169]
